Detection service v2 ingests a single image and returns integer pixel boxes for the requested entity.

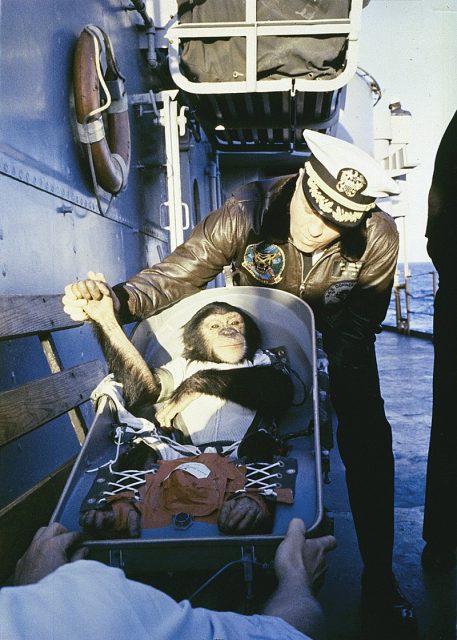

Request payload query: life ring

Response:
[73,25,130,196]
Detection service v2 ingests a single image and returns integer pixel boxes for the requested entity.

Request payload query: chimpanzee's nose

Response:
[220,327,237,336]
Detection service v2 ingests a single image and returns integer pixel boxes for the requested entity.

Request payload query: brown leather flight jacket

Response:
[115,176,399,372]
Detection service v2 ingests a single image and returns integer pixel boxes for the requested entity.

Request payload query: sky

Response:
[357,0,457,262]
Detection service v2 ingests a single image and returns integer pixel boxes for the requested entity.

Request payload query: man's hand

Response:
[264,518,336,637]
[14,522,88,586]
[62,271,120,322]
[274,518,337,593]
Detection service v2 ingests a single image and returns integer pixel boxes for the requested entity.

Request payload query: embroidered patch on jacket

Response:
[242,242,285,284]
[332,259,362,279]
[324,281,356,305]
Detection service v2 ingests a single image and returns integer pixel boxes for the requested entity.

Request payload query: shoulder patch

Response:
[242,242,285,284]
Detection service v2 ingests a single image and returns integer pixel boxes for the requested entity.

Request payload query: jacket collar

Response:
[260,175,296,243]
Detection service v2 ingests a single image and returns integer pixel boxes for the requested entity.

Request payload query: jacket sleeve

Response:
[322,211,399,369]
[113,199,248,322]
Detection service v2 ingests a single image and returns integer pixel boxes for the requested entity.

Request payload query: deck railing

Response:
[390,269,437,338]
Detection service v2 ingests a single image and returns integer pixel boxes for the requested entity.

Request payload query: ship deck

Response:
[319,329,456,640]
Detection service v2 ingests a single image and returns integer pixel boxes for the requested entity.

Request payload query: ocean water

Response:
[384,261,436,335]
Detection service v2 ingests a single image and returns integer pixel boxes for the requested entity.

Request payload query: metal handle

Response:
[182,202,190,231]
[160,201,170,230]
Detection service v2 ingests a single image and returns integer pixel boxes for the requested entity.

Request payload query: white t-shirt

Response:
[0,560,311,640]
[156,349,271,445]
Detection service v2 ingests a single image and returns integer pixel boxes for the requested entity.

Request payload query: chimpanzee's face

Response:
[200,311,247,364]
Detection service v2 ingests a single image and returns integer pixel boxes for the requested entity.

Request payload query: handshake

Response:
[62,271,120,324]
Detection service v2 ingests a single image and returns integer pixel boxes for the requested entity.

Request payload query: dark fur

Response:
[93,323,161,409]
[169,365,293,415]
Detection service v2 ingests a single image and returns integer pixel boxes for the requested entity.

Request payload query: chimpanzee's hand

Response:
[83,292,118,327]
[14,523,88,586]
[80,502,141,539]
[62,271,120,321]
[155,380,202,428]
[218,495,271,534]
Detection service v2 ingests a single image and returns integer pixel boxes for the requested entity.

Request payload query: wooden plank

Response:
[39,334,89,444]
[0,458,75,584]
[0,295,82,339]
[0,360,106,446]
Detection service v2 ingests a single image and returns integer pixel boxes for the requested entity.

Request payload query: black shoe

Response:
[421,542,456,574]
[361,573,419,639]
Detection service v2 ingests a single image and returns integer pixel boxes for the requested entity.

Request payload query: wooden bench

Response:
[0,295,106,583]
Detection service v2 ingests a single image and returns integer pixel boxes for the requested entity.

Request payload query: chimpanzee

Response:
[79,289,294,537]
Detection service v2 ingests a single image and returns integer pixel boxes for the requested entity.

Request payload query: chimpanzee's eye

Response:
[210,323,220,330]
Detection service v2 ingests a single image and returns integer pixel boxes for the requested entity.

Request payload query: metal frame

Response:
[158,90,190,250]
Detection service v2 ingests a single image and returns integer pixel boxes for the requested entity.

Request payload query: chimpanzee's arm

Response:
[93,323,161,411]
[82,295,161,411]
[170,366,294,415]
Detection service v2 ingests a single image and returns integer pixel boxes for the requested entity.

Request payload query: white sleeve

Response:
[0,560,310,640]
[155,356,188,401]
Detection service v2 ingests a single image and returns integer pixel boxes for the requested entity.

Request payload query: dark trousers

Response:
[423,278,457,545]
[330,345,395,576]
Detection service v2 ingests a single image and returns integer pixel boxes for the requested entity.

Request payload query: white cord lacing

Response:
[243,460,285,496]
[85,424,204,505]
[97,468,156,504]
[83,426,156,504]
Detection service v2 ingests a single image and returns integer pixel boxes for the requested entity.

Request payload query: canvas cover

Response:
[178,0,350,82]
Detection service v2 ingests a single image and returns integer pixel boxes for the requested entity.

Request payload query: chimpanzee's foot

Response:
[218,495,271,534]
[80,501,141,538]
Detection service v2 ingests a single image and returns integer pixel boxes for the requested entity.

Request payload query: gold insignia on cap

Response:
[307,176,364,223]
[336,169,368,199]
[305,162,377,215]
[332,204,364,223]
[308,177,334,214]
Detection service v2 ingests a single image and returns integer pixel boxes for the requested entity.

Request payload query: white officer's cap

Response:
[302,129,400,228]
